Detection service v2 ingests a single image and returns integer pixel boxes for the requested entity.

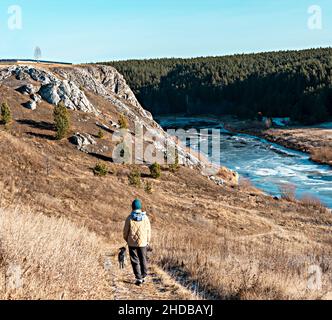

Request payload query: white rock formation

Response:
[0,64,213,171]
[70,133,97,153]
[0,65,97,114]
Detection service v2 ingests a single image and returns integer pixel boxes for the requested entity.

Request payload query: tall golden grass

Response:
[152,230,332,300]
[0,207,112,300]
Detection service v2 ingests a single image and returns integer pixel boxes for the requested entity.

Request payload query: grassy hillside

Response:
[0,127,331,300]
[1,64,332,300]
[103,48,332,124]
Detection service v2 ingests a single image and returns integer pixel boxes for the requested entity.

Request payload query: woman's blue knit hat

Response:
[132,199,142,211]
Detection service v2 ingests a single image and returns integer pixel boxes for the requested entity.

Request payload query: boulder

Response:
[16,84,38,95]
[23,100,37,111]
[70,133,97,152]
[15,70,30,81]
[110,120,120,130]
[209,176,225,186]
[39,84,61,105]
[31,94,42,103]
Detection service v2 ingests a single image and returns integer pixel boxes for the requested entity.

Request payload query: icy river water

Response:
[157,117,332,208]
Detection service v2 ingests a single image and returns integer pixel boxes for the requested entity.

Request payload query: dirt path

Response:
[219,204,286,240]
[108,247,197,300]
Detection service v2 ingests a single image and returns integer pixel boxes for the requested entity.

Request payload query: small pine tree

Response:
[128,169,141,187]
[118,114,128,129]
[1,102,12,125]
[93,162,109,176]
[97,129,105,139]
[54,102,70,140]
[169,148,180,172]
[149,162,161,179]
[144,181,153,194]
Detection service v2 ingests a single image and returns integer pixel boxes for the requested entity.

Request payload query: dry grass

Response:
[278,183,329,214]
[300,195,329,214]
[1,76,332,301]
[238,178,262,194]
[311,147,332,166]
[279,183,297,202]
[153,230,332,300]
[0,207,112,300]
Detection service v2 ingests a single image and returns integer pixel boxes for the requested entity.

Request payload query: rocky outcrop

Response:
[0,65,97,114]
[16,84,38,95]
[53,65,141,108]
[39,81,95,113]
[0,64,217,172]
[70,133,97,153]
[53,65,154,123]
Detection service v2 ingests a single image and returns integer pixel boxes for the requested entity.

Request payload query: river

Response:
[157,117,332,208]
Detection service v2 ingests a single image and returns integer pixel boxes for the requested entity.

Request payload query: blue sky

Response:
[0,0,331,63]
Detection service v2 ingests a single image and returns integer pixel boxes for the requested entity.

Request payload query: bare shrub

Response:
[279,183,296,201]
[300,194,328,214]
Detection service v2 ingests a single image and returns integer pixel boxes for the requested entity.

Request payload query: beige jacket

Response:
[123,212,151,248]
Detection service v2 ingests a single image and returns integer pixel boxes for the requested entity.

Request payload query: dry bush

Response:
[279,183,296,202]
[311,147,332,165]
[0,207,112,300]
[300,195,328,214]
[152,229,332,300]
[217,167,239,186]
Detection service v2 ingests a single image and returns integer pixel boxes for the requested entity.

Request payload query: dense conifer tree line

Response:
[101,48,332,124]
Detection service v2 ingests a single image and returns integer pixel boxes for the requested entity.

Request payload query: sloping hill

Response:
[0,63,332,300]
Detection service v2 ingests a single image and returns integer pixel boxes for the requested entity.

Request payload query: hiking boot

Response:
[135,279,144,286]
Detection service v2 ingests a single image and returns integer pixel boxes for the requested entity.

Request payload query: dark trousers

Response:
[129,247,148,280]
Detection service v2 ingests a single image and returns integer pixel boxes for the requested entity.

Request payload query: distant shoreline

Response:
[156,114,332,167]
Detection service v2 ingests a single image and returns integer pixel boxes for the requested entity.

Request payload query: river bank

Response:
[221,118,332,167]
[157,116,332,208]
[157,115,332,166]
